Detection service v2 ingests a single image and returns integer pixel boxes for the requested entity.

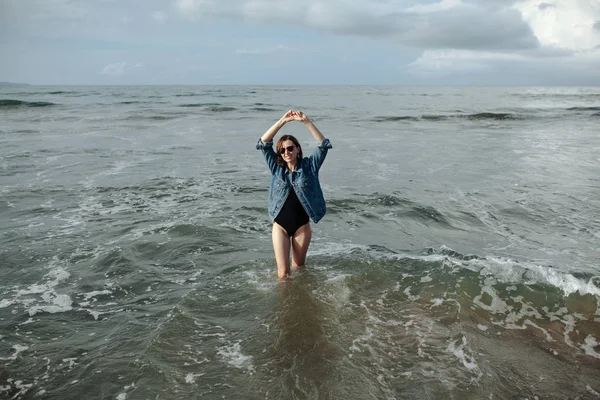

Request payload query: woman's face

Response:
[280,140,298,163]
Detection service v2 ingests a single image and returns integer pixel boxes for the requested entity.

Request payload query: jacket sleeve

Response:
[308,138,332,173]
[256,139,278,175]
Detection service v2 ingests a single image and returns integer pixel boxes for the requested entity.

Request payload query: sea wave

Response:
[373,107,600,122]
[567,106,600,111]
[373,112,523,122]
[327,193,457,228]
[0,99,56,108]
[178,103,237,112]
[124,114,184,121]
[313,243,600,297]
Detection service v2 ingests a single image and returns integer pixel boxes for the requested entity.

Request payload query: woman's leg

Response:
[272,223,291,278]
[291,223,312,271]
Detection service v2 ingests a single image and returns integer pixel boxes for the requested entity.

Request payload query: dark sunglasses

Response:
[279,145,295,154]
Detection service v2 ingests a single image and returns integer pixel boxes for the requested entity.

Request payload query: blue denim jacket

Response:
[256,138,332,223]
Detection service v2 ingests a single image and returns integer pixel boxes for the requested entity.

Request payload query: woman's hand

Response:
[280,110,298,124]
[295,111,325,142]
[281,110,311,124]
[292,111,310,124]
[263,109,323,143]
[280,110,308,124]
[262,110,296,143]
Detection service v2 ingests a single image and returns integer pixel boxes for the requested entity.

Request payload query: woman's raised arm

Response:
[260,110,297,143]
[294,112,326,143]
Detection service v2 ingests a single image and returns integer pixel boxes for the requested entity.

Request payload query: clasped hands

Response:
[280,110,310,124]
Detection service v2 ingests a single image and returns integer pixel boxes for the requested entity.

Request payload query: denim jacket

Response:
[256,138,332,223]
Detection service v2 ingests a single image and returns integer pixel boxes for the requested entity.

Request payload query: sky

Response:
[1,0,600,85]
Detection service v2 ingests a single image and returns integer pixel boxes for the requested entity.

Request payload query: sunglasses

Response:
[279,145,296,154]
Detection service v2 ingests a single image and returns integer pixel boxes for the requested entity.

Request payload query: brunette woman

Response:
[256,110,332,278]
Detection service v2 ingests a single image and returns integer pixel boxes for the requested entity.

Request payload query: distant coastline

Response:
[0,82,30,86]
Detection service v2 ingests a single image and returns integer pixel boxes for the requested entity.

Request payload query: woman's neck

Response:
[287,160,297,172]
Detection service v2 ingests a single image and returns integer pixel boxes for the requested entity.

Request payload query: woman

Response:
[256,110,333,279]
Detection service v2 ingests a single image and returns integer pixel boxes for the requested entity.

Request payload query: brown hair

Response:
[276,135,303,168]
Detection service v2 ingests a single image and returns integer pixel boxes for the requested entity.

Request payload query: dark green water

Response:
[1,86,599,399]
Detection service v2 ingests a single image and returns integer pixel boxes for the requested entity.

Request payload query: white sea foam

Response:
[5,259,74,317]
[61,357,78,369]
[79,290,113,301]
[320,273,351,308]
[325,272,350,283]
[1,380,33,399]
[17,267,70,297]
[503,296,543,326]
[463,255,600,298]
[587,384,600,396]
[447,335,480,374]
[243,269,278,292]
[308,240,364,257]
[217,342,255,374]
[581,335,600,359]
[116,383,135,400]
[561,314,579,348]
[523,319,554,342]
[525,265,600,297]
[312,243,599,299]
[85,309,103,320]
[349,323,375,354]
[184,373,204,384]
[29,293,73,316]
[0,344,29,361]
[403,286,420,301]
[430,298,444,307]
[0,299,16,308]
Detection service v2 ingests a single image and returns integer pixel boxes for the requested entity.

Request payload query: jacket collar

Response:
[285,159,303,174]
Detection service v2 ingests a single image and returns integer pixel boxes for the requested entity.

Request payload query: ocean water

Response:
[1,85,599,399]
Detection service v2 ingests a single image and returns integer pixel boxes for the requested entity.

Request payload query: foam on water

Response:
[242,269,278,292]
[116,383,135,400]
[446,335,480,373]
[184,372,204,384]
[318,242,600,299]
[216,342,255,374]
[29,293,73,316]
[582,335,600,359]
[525,264,600,296]
[3,258,74,317]
[0,344,29,361]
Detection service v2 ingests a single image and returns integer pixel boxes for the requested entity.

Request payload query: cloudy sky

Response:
[1,0,599,85]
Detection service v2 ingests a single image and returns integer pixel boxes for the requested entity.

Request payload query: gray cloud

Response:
[523,46,573,58]
[538,3,555,11]
[396,7,539,51]
[174,0,539,52]
[3,0,598,85]
[463,0,522,10]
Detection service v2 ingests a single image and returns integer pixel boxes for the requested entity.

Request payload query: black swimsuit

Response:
[275,187,309,237]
